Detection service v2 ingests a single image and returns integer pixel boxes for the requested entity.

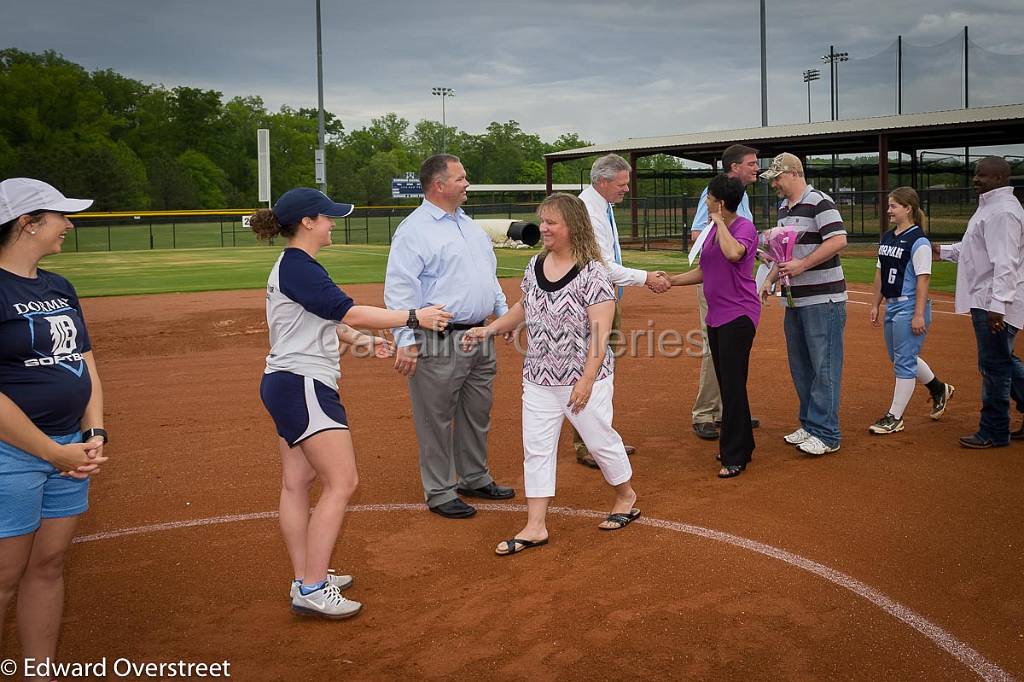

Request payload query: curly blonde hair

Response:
[537,193,605,268]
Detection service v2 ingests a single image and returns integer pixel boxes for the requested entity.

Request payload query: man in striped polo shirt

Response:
[760,153,848,455]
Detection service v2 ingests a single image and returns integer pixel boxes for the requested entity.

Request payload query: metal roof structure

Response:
[468,184,584,193]
[544,103,1024,165]
[544,103,1024,234]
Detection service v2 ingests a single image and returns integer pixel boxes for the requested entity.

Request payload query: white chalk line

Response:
[73,503,1014,682]
[845,288,963,316]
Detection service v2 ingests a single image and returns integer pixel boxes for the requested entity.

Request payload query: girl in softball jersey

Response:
[462,193,639,557]
[869,187,954,434]
[251,188,451,618]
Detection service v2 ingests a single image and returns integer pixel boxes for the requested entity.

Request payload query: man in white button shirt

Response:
[933,156,1024,448]
[573,154,670,467]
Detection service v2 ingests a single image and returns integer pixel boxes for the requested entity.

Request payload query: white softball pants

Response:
[522,376,632,497]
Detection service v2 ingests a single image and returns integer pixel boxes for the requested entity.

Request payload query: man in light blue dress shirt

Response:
[385,155,515,518]
[688,144,762,441]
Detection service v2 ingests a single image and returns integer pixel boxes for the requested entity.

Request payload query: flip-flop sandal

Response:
[599,508,641,531]
[495,537,549,556]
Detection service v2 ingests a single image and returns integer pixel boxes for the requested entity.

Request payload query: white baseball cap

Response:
[0,178,93,225]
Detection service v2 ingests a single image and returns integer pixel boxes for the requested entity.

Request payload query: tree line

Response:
[0,49,597,211]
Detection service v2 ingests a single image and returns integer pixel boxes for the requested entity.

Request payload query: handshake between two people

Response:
[645,270,672,294]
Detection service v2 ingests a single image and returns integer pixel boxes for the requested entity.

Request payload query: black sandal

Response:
[495,537,548,556]
[717,464,745,478]
[599,508,641,530]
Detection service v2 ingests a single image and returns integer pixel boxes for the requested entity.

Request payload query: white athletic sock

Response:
[916,359,935,385]
[888,378,917,419]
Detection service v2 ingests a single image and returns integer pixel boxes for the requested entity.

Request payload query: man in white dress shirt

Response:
[933,156,1024,448]
[573,153,670,467]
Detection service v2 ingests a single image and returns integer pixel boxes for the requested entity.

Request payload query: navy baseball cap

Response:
[272,188,354,225]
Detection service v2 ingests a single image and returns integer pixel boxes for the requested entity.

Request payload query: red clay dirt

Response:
[2,279,1022,681]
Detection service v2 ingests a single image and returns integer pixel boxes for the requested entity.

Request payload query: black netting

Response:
[967,40,1024,107]
[901,31,965,114]
[836,40,898,119]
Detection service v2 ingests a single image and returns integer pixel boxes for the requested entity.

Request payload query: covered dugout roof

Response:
[468,183,584,192]
[544,103,1024,165]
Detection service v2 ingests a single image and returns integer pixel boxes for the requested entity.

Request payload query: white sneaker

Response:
[291,583,362,619]
[289,569,353,600]
[783,428,811,445]
[797,435,840,455]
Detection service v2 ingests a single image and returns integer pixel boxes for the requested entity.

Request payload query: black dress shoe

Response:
[693,422,720,440]
[456,481,515,500]
[1011,422,1024,440]
[958,434,1008,449]
[429,498,477,518]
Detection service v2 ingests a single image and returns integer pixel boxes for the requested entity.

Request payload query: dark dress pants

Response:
[708,315,756,467]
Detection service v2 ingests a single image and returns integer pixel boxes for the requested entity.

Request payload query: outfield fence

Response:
[65,189,990,254]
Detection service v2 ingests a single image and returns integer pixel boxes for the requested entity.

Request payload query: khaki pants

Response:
[573,301,622,454]
[691,284,722,424]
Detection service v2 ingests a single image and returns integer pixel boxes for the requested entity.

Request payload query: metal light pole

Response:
[802,69,820,123]
[821,48,848,194]
[820,48,849,121]
[760,0,767,126]
[431,87,455,153]
[314,0,326,192]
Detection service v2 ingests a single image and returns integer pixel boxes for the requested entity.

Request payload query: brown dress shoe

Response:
[623,445,636,456]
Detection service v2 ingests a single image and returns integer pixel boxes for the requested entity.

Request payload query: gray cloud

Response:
[3,0,1023,151]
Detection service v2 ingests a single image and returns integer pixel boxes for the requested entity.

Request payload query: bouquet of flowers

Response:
[757,226,798,307]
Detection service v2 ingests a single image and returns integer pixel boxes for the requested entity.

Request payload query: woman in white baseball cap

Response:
[0,178,110,667]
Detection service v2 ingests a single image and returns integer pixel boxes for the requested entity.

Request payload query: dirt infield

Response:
[3,280,1022,681]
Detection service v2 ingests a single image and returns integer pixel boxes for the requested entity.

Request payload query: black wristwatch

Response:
[406,309,419,329]
[82,428,109,444]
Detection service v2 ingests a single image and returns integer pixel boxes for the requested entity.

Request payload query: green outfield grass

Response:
[65,210,544,252]
[40,244,957,298]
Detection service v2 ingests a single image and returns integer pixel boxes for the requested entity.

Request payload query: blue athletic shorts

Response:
[0,432,90,539]
[259,371,349,448]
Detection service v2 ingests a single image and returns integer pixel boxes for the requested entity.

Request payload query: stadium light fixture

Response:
[432,87,455,152]
[802,68,821,123]
[821,48,850,120]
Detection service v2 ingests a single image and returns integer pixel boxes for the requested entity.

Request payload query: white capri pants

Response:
[522,376,632,497]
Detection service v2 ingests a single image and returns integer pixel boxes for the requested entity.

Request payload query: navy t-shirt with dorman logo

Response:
[0,267,93,435]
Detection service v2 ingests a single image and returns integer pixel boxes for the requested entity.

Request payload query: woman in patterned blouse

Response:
[462,193,640,556]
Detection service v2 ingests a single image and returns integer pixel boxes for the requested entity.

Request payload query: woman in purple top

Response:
[668,175,760,478]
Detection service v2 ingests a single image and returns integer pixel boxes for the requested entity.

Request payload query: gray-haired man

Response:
[573,153,670,467]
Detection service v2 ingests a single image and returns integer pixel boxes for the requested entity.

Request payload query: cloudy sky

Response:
[4,0,1024,148]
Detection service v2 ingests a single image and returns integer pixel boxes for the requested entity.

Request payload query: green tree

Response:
[177,149,228,208]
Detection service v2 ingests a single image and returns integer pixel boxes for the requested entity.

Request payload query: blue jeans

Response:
[969,308,1024,444]
[784,301,846,447]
